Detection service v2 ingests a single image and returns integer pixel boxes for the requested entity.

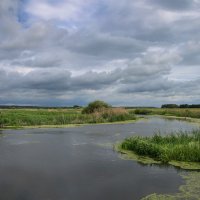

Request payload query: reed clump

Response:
[120,130,200,163]
[89,108,136,123]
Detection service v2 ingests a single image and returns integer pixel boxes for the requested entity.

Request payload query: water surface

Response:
[0,116,198,200]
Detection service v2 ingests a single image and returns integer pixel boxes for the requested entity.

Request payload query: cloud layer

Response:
[0,0,200,106]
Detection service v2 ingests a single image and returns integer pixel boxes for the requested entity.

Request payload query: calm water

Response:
[0,116,198,200]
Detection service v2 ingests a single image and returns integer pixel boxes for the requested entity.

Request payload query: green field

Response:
[0,108,136,128]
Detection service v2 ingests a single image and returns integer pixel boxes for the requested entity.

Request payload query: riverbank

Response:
[160,115,200,125]
[0,119,138,130]
[116,144,200,170]
[0,108,136,129]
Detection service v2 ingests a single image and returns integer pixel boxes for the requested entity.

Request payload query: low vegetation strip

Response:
[0,108,135,128]
[120,130,200,164]
[132,108,200,119]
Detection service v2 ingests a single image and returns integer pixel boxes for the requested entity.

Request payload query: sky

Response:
[0,0,200,106]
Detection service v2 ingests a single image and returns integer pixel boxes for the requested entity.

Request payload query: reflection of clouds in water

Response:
[3,134,40,145]
[96,143,113,149]
[8,140,40,145]
[72,143,87,146]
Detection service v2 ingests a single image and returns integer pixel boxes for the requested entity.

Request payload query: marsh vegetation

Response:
[132,108,200,119]
[120,129,200,165]
[0,101,135,128]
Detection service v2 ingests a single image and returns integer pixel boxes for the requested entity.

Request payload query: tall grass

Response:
[0,108,135,127]
[90,108,136,123]
[121,130,200,163]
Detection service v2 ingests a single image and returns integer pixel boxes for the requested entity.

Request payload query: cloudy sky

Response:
[0,0,200,106]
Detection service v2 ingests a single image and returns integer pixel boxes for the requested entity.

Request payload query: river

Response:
[0,116,198,200]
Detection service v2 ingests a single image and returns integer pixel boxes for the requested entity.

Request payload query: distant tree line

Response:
[161,104,200,108]
[0,105,82,109]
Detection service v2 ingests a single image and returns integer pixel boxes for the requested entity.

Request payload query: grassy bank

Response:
[130,108,200,119]
[0,108,136,128]
[119,130,200,169]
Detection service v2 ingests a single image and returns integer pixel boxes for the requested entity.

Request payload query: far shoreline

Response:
[0,119,138,131]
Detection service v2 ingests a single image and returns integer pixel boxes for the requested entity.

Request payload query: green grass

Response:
[129,108,200,119]
[120,130,200,164]
[0,108,136,128]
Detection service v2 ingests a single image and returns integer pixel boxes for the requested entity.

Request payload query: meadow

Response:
[0,108,136,128]
[1,107,200,128]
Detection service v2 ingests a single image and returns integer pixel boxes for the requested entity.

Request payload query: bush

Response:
[82,100,111,114]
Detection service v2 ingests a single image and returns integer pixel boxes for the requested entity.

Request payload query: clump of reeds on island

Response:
[120,129,200,163]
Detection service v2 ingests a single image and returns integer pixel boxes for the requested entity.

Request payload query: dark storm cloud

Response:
[0,49,179,94]
[148,0,193,10]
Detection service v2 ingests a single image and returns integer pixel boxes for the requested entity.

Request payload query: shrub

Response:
[82,100,111,114]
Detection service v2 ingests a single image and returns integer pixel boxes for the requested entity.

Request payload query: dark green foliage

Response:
[82,100,110,114]
[134,109,152,115]
[73,105,82,109]
[121,137,162,159]
[0,116,9,128]
[161,104,200,108]
[161,104,179,108]
[121,130,200,163]
[180,104,190,108]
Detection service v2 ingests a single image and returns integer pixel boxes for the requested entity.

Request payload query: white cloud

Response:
[25,0,94,21]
